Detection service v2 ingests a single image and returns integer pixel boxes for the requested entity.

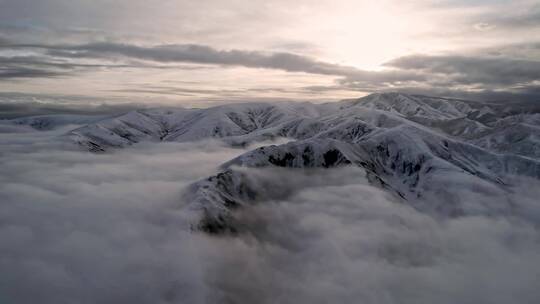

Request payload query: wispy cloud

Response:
[2,39,540,101]
[1,0,540,102]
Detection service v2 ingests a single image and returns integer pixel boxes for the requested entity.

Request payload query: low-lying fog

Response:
[1,125,540,304]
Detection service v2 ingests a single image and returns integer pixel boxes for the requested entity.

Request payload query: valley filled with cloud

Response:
[1,116,539,304]
[2,0,540,303]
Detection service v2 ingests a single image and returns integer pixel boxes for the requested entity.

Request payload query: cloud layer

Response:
[2,39,540,101]
[1,123,540,303]
[1,0,540,102]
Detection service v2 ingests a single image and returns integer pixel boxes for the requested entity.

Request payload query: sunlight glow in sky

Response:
[0,0,539,104]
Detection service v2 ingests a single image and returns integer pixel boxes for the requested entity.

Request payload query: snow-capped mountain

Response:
[183,93,540,231]
[59,92,540,158]
[6,92,540,232]
[66,103,331,151]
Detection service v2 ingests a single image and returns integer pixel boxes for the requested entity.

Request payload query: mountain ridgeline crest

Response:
[5,92,540,232]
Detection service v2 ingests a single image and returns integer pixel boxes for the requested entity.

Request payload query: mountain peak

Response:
[5,92,540,233]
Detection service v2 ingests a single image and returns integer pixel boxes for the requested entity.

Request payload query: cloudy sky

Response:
[1,0,540,105]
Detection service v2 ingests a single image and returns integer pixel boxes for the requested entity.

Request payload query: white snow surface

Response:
[7,92,540,230]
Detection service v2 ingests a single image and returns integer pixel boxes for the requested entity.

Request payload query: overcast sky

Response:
[1,0,540,105]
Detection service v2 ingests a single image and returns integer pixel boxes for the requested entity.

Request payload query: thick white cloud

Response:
[1,125,540,303]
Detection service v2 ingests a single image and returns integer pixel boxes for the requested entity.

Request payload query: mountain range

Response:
[3,92,540,232]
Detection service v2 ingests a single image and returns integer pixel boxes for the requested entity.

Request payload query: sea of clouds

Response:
[1,123,540,304]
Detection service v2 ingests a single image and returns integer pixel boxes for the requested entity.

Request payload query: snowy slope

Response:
[340,92,475,121]
[189,119,540,231]
[64,93,540,158]
[67,103,329,151]
[10,92,539,232]
[178,93,540,232]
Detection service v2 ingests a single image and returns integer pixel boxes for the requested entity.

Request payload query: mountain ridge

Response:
[4,92,539,232]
